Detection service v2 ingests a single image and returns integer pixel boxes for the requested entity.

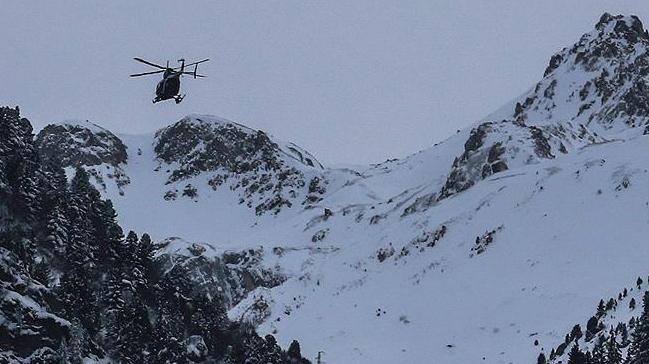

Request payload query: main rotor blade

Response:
[182,72,207,78]
[130,69,166,77]
[182,58,210,68]
[133,57,167,69]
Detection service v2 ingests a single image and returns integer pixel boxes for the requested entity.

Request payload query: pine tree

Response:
[59,169,104,335]
[135,233,155,282]
[617,322,629,346]
[597,299,606,317]
[190,291,229,356]
[241,333,268,364]
[606,298,616,311]
[261,334,284,364]
[590,336,605,364]
[67,167,99,267]
[0,107,42,266]
[59,264,99,334]
[57,320,85,364]
[151,311,187,364]
[0,107,77,361]
[105,230,155,362]
[571,324,583,341]
[587,316,600,340]
[150,265,193,362]
[121,230,138,264]
[93,199,124,266]
[567,342,587,364]
[115,300,152,363]
[288,340,303,363]
[606,332,623,364]
[31,258,51,286]
[104,264,126,328]
[2,109,41,224]
[37,161,70,256]
[628,292,649,363]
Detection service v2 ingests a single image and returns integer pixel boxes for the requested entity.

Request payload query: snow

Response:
[82,357,112,364]
[248,135,649,363]
[63,101,643,362]
[92,121,649,363]
[51,14,649,363]
[3,290,71,328]
[57,119,110,134]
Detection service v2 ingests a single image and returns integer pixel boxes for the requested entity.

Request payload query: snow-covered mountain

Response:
[32,13,649,363]
[36,120,131,194]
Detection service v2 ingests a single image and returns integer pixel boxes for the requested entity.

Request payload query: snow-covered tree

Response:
[628,292,649,363]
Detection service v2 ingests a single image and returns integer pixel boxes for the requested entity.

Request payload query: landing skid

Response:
[151,95,185,104]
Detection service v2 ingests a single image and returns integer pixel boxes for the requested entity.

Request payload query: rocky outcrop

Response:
[36,121,130,193]
[510,13,649,132]
[155,238,285,309]
[435,14,649,200]
[438,122,550,199]
[36,121,127,167]
[436,118,602,200]
[155,115,323,214]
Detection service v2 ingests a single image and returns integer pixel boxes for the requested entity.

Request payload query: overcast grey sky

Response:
[2,1,648,165]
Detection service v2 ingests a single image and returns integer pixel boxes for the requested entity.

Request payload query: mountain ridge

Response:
[16,12,649,363]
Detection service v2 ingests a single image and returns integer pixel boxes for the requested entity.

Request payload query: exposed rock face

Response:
[36,121,127,167]
[35,121,130,193]
[512,13,649,131]
[439,124,498,199]
[303,176,327,205]
[154,238,286,309]
[35,114,327,215]
[435,14,649,201]
[154,115,323,214]
[439,122,544,199]
[437,119,602,200]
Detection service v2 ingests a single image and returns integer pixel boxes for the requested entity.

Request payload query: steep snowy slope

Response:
[33,13,649,364]
[238,135,649,363]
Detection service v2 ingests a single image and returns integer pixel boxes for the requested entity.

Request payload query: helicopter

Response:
[130,57,209,104]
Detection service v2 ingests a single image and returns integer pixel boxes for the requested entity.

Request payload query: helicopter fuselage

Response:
[154,72,181,103]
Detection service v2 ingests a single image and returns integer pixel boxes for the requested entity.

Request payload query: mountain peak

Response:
[35,119,130,194]
[36,119,127,168]
[477,13,649,139]
[543,13,649,78]
[174,114,256,134]
[150,114,325,214]
[154,114,322,174]
[437,14,649,200]
[595,13,646,37]
[56,119,110,134]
